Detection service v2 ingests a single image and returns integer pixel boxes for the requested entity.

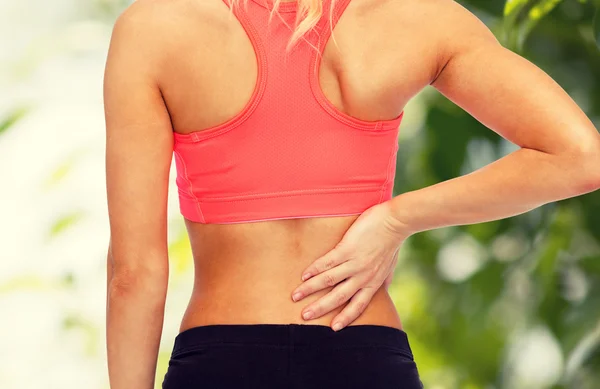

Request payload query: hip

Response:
[162,323,423,389]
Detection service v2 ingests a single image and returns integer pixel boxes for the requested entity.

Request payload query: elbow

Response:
[575,176,600,195]
[109,263,168,299]
[566,140,600,195]
[577,168,600,194]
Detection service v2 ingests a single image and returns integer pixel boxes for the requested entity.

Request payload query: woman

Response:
[103,0,600,387]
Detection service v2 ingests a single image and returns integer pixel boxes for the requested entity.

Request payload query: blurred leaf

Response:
[49,211,85,238]
[61,272,75,287]
[502,0,565,50]
[0,275,63,294]
[504,0,530,16]
[521,0,565,48]
[529,0,563,20]
[45,161,74,188]
[43,148,89,189]
[503,0,531,48]
[0,106,30,136]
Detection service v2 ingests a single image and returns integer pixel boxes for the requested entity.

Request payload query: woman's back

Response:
[157,0,434,133]
[140,0,441,331]
[105,0,600,387]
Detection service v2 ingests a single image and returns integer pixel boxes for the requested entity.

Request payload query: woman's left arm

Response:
[292,0,600,331]
[104,4,174,389]
[386,2,600,234]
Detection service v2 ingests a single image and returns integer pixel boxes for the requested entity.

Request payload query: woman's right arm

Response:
[104,2,174,388]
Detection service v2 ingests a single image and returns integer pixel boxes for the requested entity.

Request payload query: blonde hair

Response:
[228,0,340,54]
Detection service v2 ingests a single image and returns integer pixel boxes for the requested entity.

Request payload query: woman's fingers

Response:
[330,287,375,331]
[300,243,348,282]
[290,202,408,328]
[298,277,362,322]
[291,261,357,302]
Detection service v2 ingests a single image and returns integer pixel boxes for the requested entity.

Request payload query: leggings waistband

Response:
[172,324,413,356]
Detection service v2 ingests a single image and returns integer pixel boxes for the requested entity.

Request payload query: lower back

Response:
[179,215,404,332]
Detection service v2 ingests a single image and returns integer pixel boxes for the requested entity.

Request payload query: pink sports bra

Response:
[172,0,404,224]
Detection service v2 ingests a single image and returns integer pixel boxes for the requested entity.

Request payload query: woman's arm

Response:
[293,0,600,331]
[104,4,174,389]
[388,0,600,233]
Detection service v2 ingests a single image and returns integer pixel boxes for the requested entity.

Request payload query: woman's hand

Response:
[290,201,412,331]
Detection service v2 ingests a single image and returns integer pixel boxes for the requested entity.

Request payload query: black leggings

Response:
[162,323,424,389]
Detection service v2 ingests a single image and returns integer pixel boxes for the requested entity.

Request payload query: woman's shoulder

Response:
[115,0,228,36]
[375,0,491,34]
[109,0,229,62]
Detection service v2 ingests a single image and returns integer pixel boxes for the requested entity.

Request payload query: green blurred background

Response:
[1,0,599,388]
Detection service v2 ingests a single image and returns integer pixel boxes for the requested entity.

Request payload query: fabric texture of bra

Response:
[172,0,404,224]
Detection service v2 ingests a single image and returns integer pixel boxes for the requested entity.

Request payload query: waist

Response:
[180,281,403,332]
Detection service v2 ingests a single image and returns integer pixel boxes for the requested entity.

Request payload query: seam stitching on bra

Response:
[197,186,383,203]
[175,150,206,222]
[378,143,398,203]
[308,0,400,132]
[195,212,364,224]
[172,0,268,144]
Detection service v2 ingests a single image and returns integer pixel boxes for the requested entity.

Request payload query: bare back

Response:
[147,0,444,331]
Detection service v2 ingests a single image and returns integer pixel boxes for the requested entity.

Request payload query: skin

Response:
[104,0,600,387]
